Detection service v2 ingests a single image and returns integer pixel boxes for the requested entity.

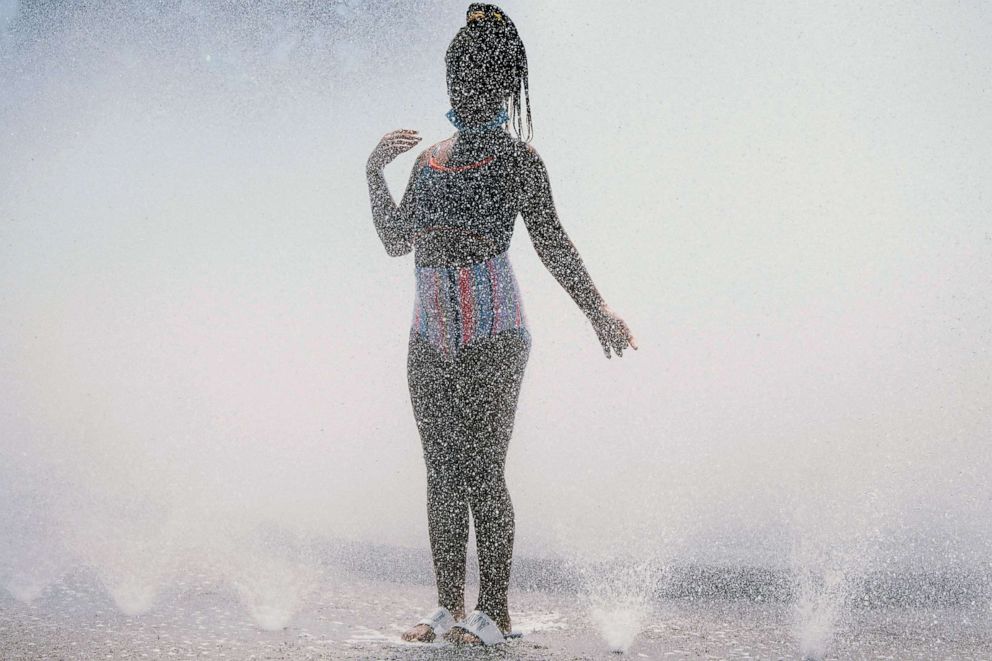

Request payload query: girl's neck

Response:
[447,107,509,134]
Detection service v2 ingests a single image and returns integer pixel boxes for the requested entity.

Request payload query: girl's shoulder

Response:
[505,138,545,176]
[414,134,538,172]
[414,136,454,170]
[504,136,542,160]
[413,136,468,171]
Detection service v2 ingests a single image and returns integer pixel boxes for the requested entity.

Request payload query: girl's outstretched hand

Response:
[367,129,422,171]
[588,303,638,359]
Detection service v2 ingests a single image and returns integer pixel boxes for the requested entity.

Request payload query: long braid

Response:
[517,51,532,142]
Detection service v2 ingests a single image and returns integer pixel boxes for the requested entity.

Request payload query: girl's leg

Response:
[455,329,531,630]
[407,334,470,617]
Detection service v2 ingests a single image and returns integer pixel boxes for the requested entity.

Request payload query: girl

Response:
[365,3,636,646]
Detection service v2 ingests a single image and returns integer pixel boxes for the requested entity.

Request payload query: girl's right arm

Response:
[366,129,424,257]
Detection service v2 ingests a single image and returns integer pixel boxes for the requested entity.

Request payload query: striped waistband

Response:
[412,251,526,358]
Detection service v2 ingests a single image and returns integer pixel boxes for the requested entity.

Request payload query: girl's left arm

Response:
[518,145,638,359]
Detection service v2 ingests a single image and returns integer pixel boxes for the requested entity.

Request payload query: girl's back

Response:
[410,131,533,267]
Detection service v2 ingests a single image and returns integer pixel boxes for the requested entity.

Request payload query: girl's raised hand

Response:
[367,129,422,171]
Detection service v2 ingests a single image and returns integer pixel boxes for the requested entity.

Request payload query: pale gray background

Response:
[1,0,989,624]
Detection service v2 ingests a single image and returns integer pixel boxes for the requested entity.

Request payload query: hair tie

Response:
[467,8,504,24]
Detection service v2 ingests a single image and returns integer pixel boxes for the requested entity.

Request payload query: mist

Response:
[1,0,990,644]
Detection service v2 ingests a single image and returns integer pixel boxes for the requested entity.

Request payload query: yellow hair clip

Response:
[467,9,504,24]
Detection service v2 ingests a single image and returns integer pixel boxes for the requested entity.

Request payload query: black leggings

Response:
[407,327,531,622]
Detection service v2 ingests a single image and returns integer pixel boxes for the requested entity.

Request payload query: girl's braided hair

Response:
[445,3,533,142]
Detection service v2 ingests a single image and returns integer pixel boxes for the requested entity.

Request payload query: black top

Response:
[408,131,532,267]
[371,127,606,320]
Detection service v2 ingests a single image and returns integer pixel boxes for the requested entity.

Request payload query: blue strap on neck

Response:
[446,107,509,133]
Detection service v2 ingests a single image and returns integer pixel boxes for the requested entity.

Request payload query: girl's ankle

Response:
[442,605,465,620]
[474,607,510,632]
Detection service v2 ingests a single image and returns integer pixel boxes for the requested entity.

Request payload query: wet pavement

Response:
[3,567,992,660]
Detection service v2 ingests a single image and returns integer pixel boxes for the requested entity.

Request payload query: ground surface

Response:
[2,569,991,660]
